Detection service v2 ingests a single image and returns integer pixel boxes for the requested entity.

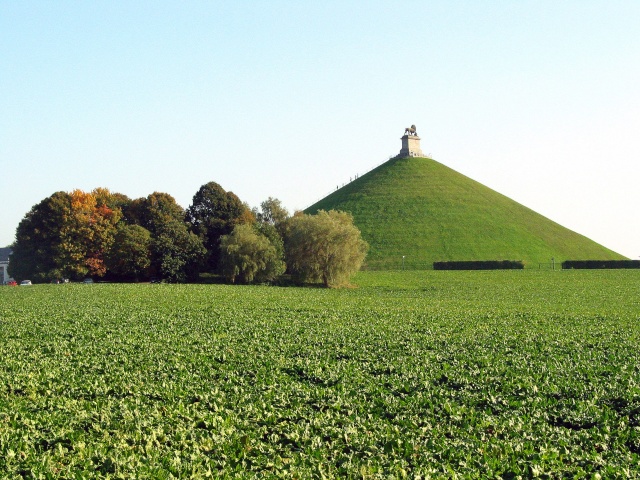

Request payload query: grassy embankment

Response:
[307,156,625,269]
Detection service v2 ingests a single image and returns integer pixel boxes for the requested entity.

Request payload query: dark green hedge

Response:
[433,260,524,271]
[562,260,640,270]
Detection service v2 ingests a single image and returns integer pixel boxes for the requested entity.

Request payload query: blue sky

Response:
[1,1,639,258]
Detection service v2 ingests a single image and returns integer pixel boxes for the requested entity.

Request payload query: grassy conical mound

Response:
[306,156,625,269]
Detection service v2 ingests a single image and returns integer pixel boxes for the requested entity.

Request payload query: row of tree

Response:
[9,182,368,287]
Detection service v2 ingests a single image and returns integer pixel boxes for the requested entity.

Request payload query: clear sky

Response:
[1,1,639,258]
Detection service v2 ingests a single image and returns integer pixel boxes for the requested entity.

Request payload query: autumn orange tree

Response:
[11,184,247,283]
[57,189,122,278]
[10,189,123,281]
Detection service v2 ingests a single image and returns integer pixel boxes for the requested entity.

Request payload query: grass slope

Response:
[306,156,625,268]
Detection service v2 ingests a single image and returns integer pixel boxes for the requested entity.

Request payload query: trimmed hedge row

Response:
[433,260,524,271]
[562,260,640,270]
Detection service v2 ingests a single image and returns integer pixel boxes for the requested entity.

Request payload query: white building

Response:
[0,248,12,284]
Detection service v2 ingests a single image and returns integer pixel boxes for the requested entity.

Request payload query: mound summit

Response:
[306,128,625,269]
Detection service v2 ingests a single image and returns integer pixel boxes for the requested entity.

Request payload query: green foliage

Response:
[119,192,206,283]
[11,189,212,284]
[1,271,639,476]
[220,224,285,283]
[285,210,368,287]
[255,222,285,263]
[562,260,640,269]
[253,197,288,264]
[137,192,186,235]
[92,188,131,212]
[434,260,524,270]
[120,197,147,226]
[105,224,152,281]
[152,219,206,283]
[10,189,122,281]
[9,191,70,282]
[254,197,289,231]
[306,156,626,268]
[186,182,252,272]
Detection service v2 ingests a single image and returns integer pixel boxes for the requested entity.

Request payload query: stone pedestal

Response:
[399,134,424,158]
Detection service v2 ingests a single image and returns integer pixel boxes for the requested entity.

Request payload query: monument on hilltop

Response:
[399,124,424,158]
[305,124,626,269]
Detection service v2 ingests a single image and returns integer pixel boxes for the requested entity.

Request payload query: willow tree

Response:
[220,224,285,284]
[285,210,368,287]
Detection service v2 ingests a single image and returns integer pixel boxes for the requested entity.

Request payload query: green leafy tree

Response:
[285,210,368,287]
[250,197,289,261]
[220,224,285,284]
[152,218,206,283]
[92,188,131,211]
[9,191,71,282]
[10,189,205,283]
[105,224,152,281]
[113,192,205,283]
[255,197,289,228]
[120,197,147,226]
[139,192,186,233]
[252,197,289,262]
[186,182,253,272]
[255,222,285,264]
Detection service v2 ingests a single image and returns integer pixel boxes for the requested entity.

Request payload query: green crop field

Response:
[1,271,639,478]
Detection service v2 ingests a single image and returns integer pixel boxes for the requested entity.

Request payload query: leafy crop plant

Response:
[1,270,639,477]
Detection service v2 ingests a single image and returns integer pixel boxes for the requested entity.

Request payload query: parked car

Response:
[6,280,17,286]
[83,278,94,284]
[20,280,32,286]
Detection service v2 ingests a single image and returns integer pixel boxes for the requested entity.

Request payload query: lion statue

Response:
[404,124,417,136]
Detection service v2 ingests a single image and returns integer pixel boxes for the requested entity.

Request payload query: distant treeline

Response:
[9,185,368,287]
[562,260,640,270]
[433,260,524,271]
